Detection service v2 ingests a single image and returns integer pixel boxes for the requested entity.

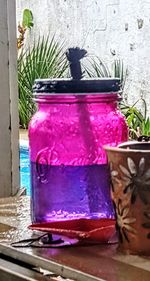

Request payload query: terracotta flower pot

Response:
[104,141,150,255]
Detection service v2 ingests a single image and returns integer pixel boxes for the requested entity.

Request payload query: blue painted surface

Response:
[20,143,30,195]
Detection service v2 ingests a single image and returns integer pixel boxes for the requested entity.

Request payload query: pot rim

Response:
[104,141,150,153]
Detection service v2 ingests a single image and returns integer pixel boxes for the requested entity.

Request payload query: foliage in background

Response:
[83,57,127,91]
[17,9,34,49]
[141,117,150,136]
[120,101,144,139]
[112,59,128,92]
[18,36,68,128]
[84,57,111,78]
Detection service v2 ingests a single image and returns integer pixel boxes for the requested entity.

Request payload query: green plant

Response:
[83,57,127,93]
[141,117,150,136]
[22,9,34,28]
[120,98,150,139]
[120,102,144,139]
[113,59,127,91]
[17,9,34,49]
[18,36,68,128]
[83,57,111,78]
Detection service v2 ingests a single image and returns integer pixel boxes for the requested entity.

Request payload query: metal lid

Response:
[33,78,121,94]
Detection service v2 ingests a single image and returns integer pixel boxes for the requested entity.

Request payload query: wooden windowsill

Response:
[0,196,150,281]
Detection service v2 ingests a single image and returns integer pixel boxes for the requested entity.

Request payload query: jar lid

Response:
[33,78,121,94]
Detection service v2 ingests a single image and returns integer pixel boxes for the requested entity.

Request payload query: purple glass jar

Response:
[29,78,128,223]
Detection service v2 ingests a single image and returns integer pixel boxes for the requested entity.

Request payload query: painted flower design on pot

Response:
[113,157,150,204]
[116,199,136,243]
[109,162,124,198]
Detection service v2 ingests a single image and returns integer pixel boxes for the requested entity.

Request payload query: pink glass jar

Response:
[29,78,128,223]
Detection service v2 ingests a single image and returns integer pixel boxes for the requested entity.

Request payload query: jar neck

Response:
[34,93,121,104]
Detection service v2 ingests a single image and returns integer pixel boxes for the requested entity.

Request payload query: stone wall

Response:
[16,0,150,115]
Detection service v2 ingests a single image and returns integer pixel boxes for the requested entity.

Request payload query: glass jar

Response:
[29,78,128,223]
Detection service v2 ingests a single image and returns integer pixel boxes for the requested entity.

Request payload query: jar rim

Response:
[33,93,122,104]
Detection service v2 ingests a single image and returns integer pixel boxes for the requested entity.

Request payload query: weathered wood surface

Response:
[0,0,19,197]
[0,196,150,281]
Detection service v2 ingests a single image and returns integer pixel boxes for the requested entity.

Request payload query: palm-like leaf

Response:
[83,57,111,78]
[113,59,128,91]
[84,57,127,93]
[18,36,68,128]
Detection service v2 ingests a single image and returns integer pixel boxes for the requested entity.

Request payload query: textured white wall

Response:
[16,0,150,116]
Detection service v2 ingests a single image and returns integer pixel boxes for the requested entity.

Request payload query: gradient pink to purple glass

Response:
[29,94,128,223]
